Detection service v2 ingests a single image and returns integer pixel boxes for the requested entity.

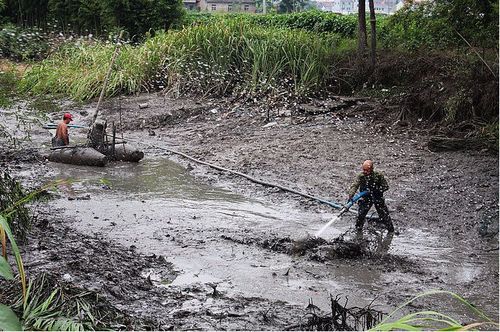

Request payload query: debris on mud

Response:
[5,206,321,330]
[0,146,44,164]
[290,235,369,261]
[286,295,384,331]
[222,233,381,261]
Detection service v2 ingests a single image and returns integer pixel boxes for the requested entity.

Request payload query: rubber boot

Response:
[386,220,394,233]
[355,218,365,232]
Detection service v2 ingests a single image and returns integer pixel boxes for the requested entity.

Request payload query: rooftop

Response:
[205,0,255,3]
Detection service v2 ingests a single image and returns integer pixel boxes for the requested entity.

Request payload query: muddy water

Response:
[47,157,498,320]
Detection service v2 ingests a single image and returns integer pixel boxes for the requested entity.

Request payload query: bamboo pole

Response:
[89,31,124,129]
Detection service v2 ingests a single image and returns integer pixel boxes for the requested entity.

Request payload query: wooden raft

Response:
[49,119,144,167]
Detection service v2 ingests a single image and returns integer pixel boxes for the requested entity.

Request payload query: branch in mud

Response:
[295,97,366,116]
[427,136,495,152]
[285,295,385,331]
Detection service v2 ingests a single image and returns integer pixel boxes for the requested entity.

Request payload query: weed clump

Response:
[0,172,31,241]
[0,64,19,107]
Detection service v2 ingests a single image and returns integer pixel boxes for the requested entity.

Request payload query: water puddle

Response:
[47,157,498,315]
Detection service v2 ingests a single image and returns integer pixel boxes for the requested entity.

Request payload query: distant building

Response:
[185,0,257,12]
[316,0,355,13]
[184,0,198,10]
[371,0,401,14]
[313,0,403,14]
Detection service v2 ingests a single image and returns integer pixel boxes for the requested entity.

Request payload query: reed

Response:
[21,20,343,100]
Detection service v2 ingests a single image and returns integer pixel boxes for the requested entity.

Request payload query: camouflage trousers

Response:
[355,196,394,232]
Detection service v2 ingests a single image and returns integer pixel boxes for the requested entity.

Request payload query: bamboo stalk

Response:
[90,31,125,127]
[455,30,496,78]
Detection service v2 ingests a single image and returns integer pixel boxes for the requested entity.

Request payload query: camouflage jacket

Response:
[348,171,389,199]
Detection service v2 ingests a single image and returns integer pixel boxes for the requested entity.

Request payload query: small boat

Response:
[48,145,144,167]
[46,119,144,167]
[48,146,108,167]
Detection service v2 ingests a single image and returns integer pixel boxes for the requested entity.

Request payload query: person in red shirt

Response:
[52,113,73,147]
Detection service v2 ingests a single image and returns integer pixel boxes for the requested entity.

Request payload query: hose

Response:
[126,137,357,214]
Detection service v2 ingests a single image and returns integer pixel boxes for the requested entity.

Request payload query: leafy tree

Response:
[381,0,498,50]
[77,0,105,35]
[101,0,184,38]
[3,0,49,26]
[0,0,6,24]
[48,0,94,34]
[434,0,498,49]
[278,0,310,13]
[2,0,185,38]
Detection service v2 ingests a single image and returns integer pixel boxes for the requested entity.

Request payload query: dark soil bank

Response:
[1,93,498,329]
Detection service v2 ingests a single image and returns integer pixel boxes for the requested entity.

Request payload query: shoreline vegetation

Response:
[1,5,497,146]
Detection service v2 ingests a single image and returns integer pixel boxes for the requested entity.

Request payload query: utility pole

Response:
[263,0,266,13]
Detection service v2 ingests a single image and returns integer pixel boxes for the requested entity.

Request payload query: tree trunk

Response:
[368,0,376,68]
[357,0,367,57]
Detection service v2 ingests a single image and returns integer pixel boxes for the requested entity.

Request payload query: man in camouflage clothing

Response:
[348,160,394,232]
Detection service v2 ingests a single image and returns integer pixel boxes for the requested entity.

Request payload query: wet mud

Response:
[0,93,498,329]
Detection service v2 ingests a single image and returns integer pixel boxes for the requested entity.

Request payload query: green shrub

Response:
[380,0,498,50]
[1,0,185,40]
[0,25,49,61]
[180,11,360,38]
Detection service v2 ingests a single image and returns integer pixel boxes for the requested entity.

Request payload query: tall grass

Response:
[21,20,343,100]
[0,61,20,107]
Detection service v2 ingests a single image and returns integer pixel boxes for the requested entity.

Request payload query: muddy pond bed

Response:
[1,94,498,329]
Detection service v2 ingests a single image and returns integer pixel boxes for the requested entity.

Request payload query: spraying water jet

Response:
[315,191,368,238]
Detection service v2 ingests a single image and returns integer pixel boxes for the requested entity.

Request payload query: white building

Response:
[314,0,403,14]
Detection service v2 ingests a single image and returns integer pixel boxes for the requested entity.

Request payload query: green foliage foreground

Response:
[370,290,499,331]
[0,175,132,331]
[21,20,340,100]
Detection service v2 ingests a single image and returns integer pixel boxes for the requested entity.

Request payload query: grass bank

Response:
[18,16,498,146]
[21,20,343,100]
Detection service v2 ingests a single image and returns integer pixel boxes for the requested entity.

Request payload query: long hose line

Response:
[125,137,357,215]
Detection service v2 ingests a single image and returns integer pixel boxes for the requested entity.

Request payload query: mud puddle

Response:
[42,156,499,319]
